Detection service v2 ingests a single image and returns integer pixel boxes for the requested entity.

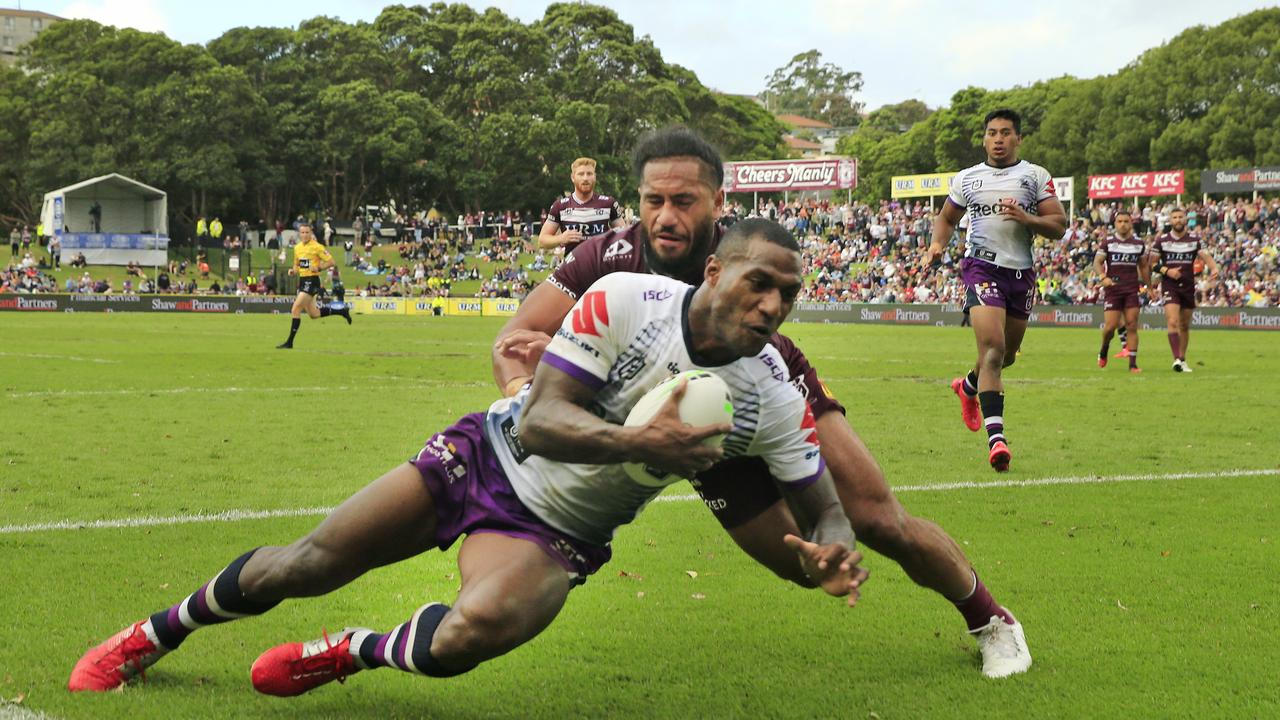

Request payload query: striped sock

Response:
[977,391,1005,449]
[147,549,280,650]
[962,370,979,397]
[350,603,463,677]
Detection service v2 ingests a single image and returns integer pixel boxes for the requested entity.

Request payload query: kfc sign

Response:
[1087,170,1184,199]
[723,158,857,193]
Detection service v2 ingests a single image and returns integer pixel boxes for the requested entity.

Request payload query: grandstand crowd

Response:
[785,195,1280,308]
[3,196,1277,307]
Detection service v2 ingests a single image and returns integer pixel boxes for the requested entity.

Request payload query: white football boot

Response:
[971,612,1032,678]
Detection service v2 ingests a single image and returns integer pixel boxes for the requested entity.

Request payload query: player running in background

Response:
[277,222,350,349]
[1093,209,1150,372]
[1150,208,1218,372]
[69,224,864,697]
[537,157,625,253]
[924,109,1067,472]
[497,126,1032,678]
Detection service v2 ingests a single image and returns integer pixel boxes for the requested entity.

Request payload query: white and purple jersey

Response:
[482,272,824,546]
[947,160,1056,270]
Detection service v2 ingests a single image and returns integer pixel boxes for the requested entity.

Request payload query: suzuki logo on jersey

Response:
[571,291,610,336]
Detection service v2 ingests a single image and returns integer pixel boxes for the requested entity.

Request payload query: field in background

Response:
[1,314,1277,719]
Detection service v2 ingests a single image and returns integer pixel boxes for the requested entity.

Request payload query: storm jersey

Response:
[483,272,824,546]
[947,160,1056,269]
[1151,232,1201,289]
[292,241,333,278]
[548,224,845,420]
[1099,235,1146,291]
[546,192,621,250]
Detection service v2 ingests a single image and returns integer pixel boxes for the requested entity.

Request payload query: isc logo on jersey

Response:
[622,370,734,487]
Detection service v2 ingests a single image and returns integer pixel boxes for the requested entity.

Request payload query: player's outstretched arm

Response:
[779,468,867,605]
[521,372,727,476]
[492,282,576,396]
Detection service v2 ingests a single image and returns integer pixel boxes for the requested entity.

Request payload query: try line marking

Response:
[2,468,1276,535]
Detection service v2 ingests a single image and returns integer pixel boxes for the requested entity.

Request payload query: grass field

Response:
[1,313,1277,719]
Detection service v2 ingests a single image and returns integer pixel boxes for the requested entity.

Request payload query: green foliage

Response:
[763,49,864,126]
[841,8,1280,204]
[0,3,785,229]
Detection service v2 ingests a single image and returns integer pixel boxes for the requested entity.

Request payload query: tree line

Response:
[0,2,786,231]
[839,8,1280,206]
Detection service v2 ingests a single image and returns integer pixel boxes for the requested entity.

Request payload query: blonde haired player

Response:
[538,157,625,252]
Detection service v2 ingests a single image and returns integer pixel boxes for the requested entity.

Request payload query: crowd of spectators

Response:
[6,196,1276,307]
[780,196,1279,308]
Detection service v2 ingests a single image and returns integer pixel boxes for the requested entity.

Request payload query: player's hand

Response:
[1101,277,1115,288]
[782,533,869,607]
[561,229,584,245]
[1165,267,1182,280]
[997,198,1029,224]
[922,244,945,271]
[631,378,731,478]
[495,329,553,365]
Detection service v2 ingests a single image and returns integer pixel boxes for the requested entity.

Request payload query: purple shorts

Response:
[1161,281,1196,309]
[410,413,611,586]
[961,258,1036,320]
[1103,287,1141,311]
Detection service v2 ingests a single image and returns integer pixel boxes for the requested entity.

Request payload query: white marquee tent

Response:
[40,173,169,265]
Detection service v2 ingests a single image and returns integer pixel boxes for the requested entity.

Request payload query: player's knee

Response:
[437,597,522,660]
[980,345,1005,372]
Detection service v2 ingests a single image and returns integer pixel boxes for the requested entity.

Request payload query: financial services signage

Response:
[1087,170,1184,199]
[890,172,957,199]
[722,158,857,193]
[1200,166,1280,193]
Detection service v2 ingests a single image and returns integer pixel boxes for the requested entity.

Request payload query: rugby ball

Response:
[622,370,734,487]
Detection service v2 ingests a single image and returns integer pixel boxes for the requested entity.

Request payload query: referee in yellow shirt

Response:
[277,222,351,349]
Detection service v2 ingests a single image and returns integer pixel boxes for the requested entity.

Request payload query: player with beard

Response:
[924,108,1067,472]
[1150,208,1218,372]
[495,126,1032,678]
[538,157,625,253]
[1093,209,1150,372]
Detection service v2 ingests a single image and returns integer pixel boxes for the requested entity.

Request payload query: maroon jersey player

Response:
[1149,208,1218,372]
[1092,209,1149,372]
[495,126,1032,678]
[538,157,624,253]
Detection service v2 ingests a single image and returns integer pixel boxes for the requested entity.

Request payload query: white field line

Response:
[0,351,119,364]
[6,381,489,399]
[0,703,58,720]
[2,468,1276,536]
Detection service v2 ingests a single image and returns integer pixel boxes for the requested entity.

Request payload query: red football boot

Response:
[68,620,169,692]
[988,441,1011,473]
[1097,356,1108,368]
[950,378,981,432]
[251,628,363,697]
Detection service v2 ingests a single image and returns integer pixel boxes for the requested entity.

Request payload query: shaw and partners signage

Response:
[1087,170,1184,199]
[1200,166,1280,194]
[722,158,857,193]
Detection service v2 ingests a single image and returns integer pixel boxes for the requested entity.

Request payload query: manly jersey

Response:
[1099,235,1146,291]
[293,241,333,277]
[484,273,824,546]
[547,224,846,419]
[947,160,1056,270]
[546,193,621,250]
[1151,232,1201,288]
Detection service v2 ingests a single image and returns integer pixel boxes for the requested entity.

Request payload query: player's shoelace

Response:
[294,629,350,685]
[977,618,1019,658]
